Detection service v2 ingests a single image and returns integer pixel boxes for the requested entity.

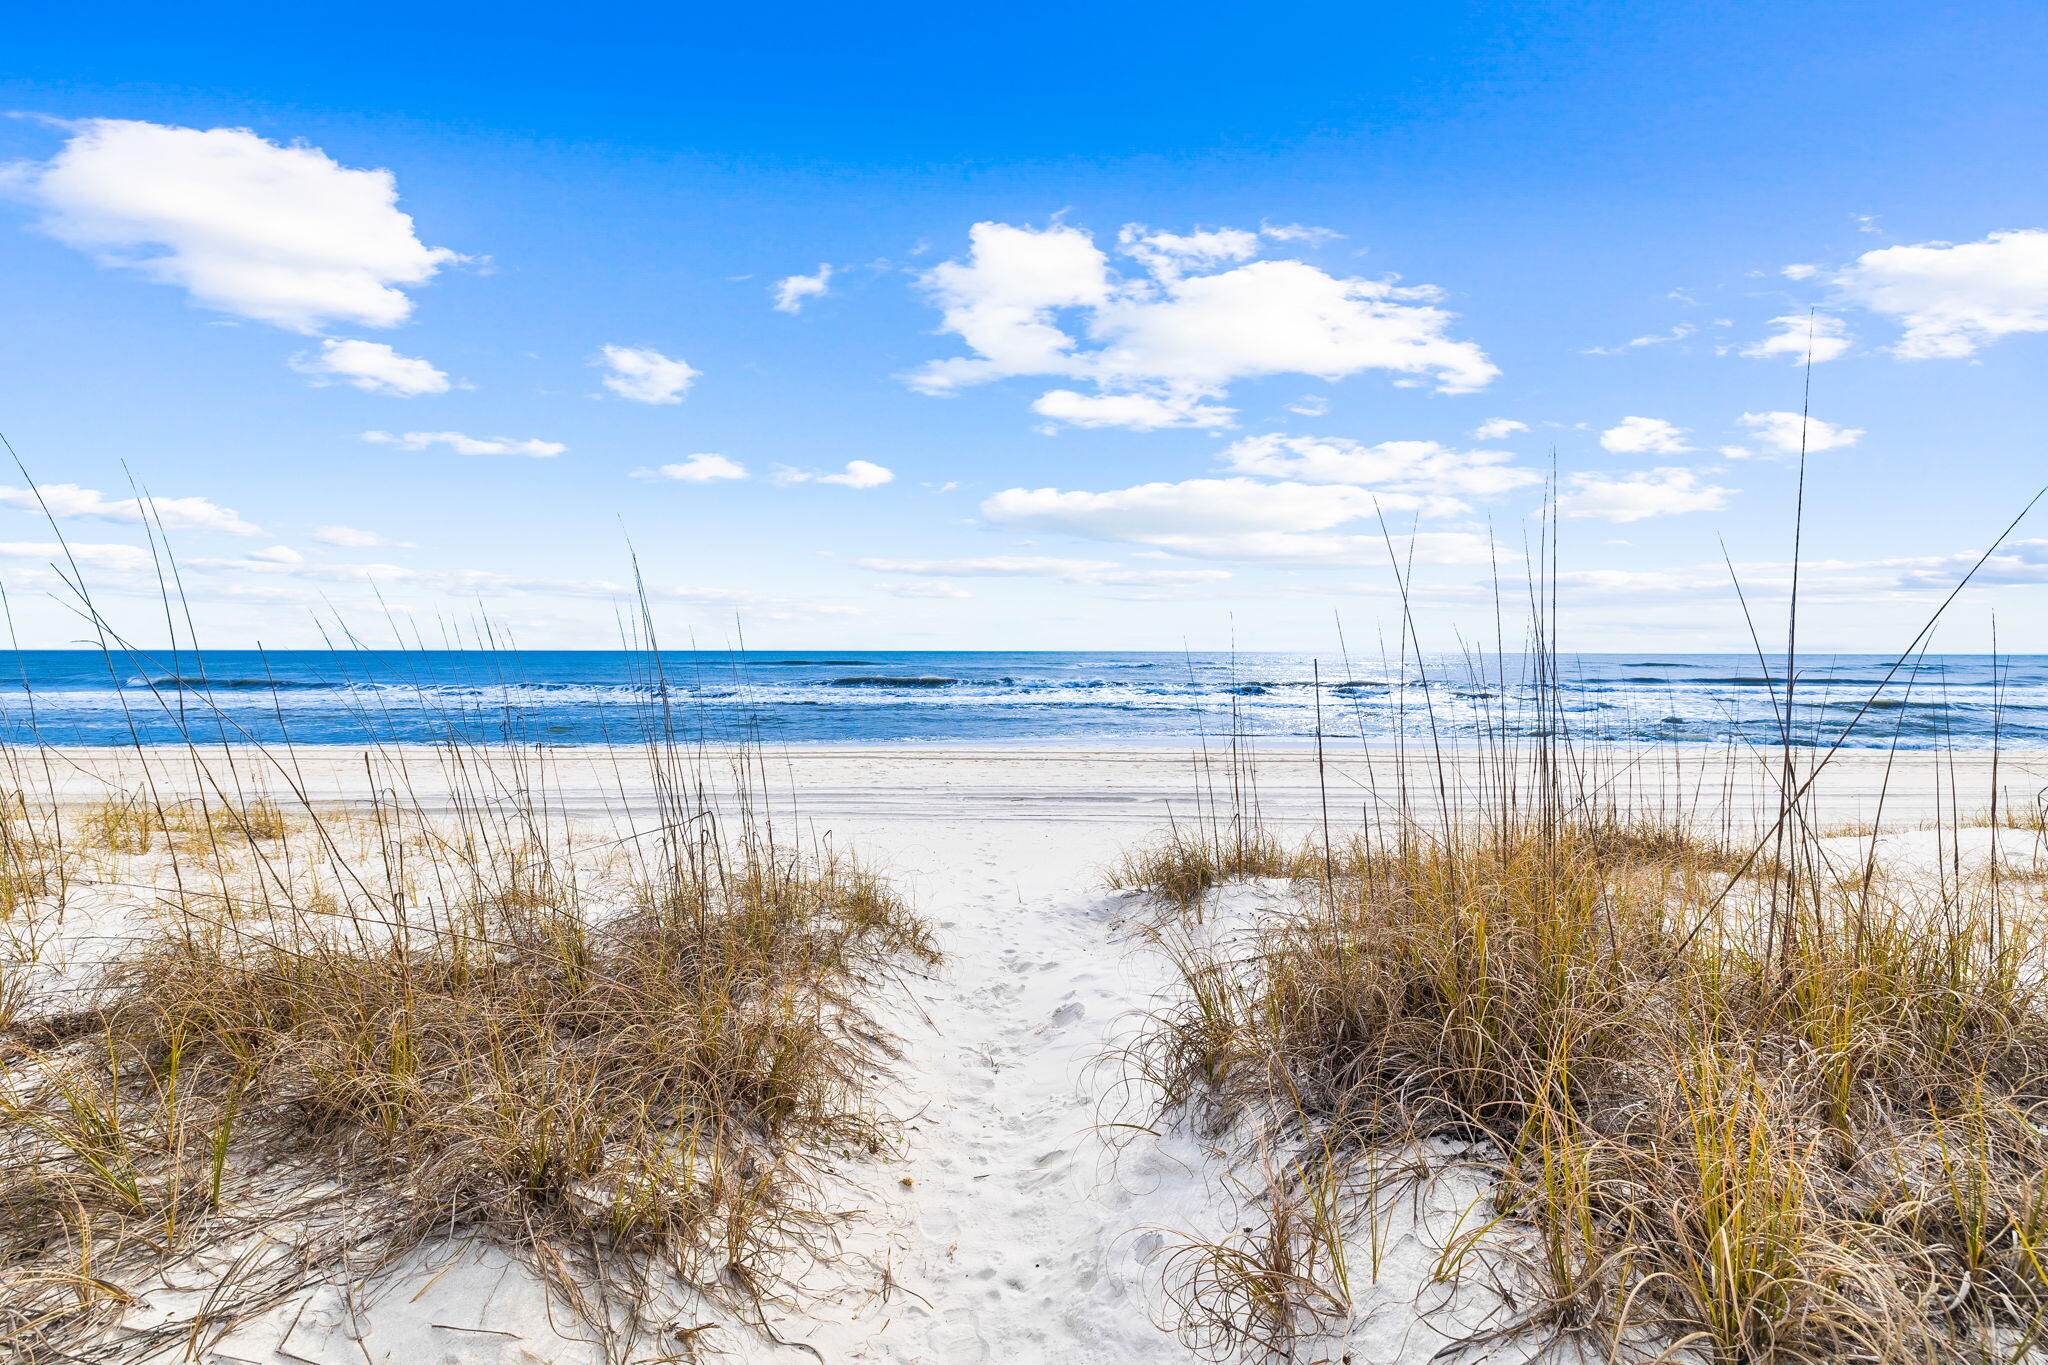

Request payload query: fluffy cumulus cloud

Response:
[632,454,749,483]
[1557,467,1732,523]
[2,118,457,333]
[1831,229,2048,359]
[1474,418,1528,440]
[857,555,1229,587]
[1599,416,1692,455]
[0,483,263,535]
[312,525,411,548]
[771,264,832,313]
[980,477,1497,566]
[908,220,1497,431]
[1219,434,1538,511]
[362,430,564,457]
[293,339,450,396]
[597,345,698,404]
[1722,411,1865,459]
[772,460,894,489]
[1740,312,1852,364]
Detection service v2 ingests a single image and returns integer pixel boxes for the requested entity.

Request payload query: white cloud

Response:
[312,525,411,548]
[194,552,774,606]
[632,453,749,483]
[597,345,697,404]
[362,429,564,457]
[1557,467,1732,523]
[1740,312,1852,364]
[1585,323,1697,354]
[774,460,894,489]
[1473,418,1528,440]
[1259,222,1342,246]
[1143,529,1500,566]
[0,483,263,536]
[1221,434,1538,508]
[0,540,153,571]
[1599,416,1691,455]
[1833,229,2048,358]
[1724,410,1865,458]
[886,581,973,599]
[772,264,833,314]
[978,476,1501,566]
[858,555,1229,586]
[1030,388,1234,430]
[1287,394,1329,417]
[1781,264,1820,281]
[247,544,304,563]
[293,339,450,396]
[3,118,456,333]
[986,478,1383,539]
[908,220,1497,430]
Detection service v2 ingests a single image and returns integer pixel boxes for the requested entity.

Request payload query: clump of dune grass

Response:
[0,791,66,918]
[74,794,292,859]
[1125,800,2048,1362]
[0,495,949,1359]
[0,781,933,1362]
[1108,822,1307,910]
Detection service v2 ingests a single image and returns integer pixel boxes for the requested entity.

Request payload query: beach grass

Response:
[0,542,938,1364]
[1117,751,2048,1361]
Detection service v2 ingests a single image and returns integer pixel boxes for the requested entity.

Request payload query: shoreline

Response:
[17,741,2048,832]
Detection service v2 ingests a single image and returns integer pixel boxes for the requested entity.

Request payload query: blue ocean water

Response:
[0,650,2039,748]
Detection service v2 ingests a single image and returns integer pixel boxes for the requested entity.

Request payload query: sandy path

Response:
[753,815,1203,1363]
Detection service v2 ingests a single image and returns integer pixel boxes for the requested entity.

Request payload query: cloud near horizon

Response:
[773,460,894,489]
[1557,467,1732,522]
[1219,434,1539,512]
[980,477,1500,566]
[363,430,564,457]
[0,482,263,536]
[858,554,1230,587]
[312,525,413,548]
[632,454,750,483]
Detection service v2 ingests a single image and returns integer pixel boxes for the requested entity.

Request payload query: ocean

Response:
[0,649,2038,749]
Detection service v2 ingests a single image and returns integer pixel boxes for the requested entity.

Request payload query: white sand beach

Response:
[9,743,2048,1364]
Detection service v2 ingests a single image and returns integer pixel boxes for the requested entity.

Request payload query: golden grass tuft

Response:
[0,784,933,1362]
[1107,824,1307,910]
[0,792,67,918]
[1126,809,2048,1361]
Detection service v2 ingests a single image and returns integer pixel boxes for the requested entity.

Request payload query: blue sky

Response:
[1,1,2045,652]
